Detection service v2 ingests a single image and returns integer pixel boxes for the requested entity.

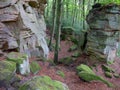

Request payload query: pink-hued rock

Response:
[0,0,49,58]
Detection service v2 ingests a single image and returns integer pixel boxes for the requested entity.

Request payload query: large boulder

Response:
[76,64,113,87]
[7,52,30,75]
[19,76,69,90]
[86,4,120,62]
[0,60,16,88]
[0,0,49,58]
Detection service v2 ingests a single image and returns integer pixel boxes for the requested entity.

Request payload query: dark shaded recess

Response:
[81,32,88,51]
[0,81,8,90]
[92,3,102,9]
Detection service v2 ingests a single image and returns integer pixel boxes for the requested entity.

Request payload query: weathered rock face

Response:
[86,4,120,62]
[0,0,49,58]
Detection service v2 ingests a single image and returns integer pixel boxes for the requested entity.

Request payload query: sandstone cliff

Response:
[0,0,49,58]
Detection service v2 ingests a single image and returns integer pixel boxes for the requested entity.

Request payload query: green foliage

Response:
[99,0,120,5]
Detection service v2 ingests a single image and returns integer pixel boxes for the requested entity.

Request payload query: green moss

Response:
[7,52,27,64]
[30,61,41,74]
[78,71,113,87]
[19,76,69,90]
[102,65,114,72]
[0,61,16,81]
[76,64,113,87]
[60,57,73,65]
[76,64,95,75]
[104,72,112,78]
[56,70,65,78]
[0,61,16,71]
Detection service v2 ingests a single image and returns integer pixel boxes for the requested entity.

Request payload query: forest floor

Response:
[27,40,120,90]
[1,35,120,90]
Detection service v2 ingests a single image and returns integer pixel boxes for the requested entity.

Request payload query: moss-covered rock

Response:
[30,61,41,74]
[7,52,27,64]
[76,64,113,87]
[0,60,16,86]
[19,76,69,90]
[113,73,120,78]
[76,64,95,74]
[59,57,73,65]
[104,72,112,78]
[7,52,30,75]
[78,71,113,87]
[102,65,114,72]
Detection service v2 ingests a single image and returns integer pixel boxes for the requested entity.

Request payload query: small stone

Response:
[104,72,112,78]
[102,64,114,72]
[113,73,120,78]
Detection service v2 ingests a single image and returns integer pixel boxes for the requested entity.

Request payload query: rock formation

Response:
[86,4,120,62]
[0,0,49,58]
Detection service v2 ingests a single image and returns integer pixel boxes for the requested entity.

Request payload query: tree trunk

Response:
[48,0,56,50]
[54,0,62,64]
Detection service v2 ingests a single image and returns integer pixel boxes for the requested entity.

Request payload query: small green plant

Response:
[56,70,65,78]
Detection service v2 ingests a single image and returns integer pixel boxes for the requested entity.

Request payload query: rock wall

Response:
[0,0,49,58]
[86,4,120,62]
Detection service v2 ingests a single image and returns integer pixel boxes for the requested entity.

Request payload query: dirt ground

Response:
[31,40,120,90]
[0,41,120,90]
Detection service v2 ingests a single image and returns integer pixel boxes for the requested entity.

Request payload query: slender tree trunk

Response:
[82,0,85,30]
[66,1,69,20]
[45,0,49,19]
[72,0,77,26]
[48,0,56,50]
[54,0,62,64]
